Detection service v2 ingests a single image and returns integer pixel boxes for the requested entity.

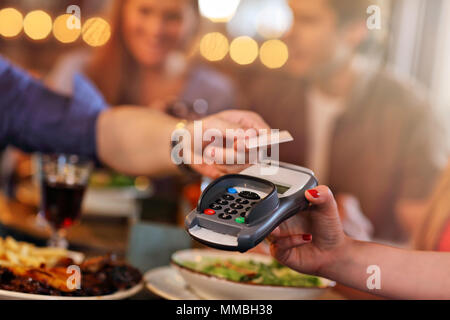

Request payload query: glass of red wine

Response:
[39,154,93,248]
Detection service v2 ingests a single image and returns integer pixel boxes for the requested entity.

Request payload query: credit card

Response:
[246,130,293,149]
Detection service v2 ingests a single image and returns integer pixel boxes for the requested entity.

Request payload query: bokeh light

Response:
[135,176,151,191]
[23,10,52,40]
[259,39,289,69]
[229,36,259,65]
[53,14,81,43]
[256,1,293,39]
[0,8,23,38]
[200,32,229,62]
[199,0,241,22]
[82,17,111,47]
[227,0,293,39]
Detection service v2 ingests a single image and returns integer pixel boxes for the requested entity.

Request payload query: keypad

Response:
[230,203,243,210]
[224,208,238,215]
[201,187,263,224]
[204,209,215,215]
[210,204,222,210]
[239,191,260,200]
[227,188,238,194]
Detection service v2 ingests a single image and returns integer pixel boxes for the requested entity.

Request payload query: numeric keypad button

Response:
[230,203,243,210]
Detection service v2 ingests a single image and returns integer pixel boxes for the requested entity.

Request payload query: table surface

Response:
[0,195,382,300]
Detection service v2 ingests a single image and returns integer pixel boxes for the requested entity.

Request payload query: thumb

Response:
[305,185,339,218]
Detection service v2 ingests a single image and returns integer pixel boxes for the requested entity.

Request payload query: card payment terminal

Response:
[185,161,318,252]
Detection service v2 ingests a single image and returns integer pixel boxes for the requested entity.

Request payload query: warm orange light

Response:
[229,36,258,65]
[23,10,52,40]
[259,39,289,69]
[53,14,81,43]
[82,17,111,47]
[200,32,229,62]
[0,8,23,38]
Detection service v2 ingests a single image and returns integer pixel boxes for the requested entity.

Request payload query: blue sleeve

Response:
[0,56,107,159]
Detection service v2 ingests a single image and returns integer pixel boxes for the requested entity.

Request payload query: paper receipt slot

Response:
[185,162,318,252]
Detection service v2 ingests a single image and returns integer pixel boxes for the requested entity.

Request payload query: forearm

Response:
[0,56,106,157]
[96,107,180,176]
[320,238,450,299]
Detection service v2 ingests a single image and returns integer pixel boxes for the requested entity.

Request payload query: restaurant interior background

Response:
[0,0,450,290]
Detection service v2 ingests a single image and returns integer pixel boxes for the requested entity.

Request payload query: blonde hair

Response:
[415,161,450,250]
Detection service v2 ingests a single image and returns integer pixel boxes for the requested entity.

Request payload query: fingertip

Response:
[305,185,333,203]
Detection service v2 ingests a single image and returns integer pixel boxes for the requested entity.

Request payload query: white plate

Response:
[0,283,144,300]
[82,187,152,218]
[171,249,335,300]
[145,266,200,300]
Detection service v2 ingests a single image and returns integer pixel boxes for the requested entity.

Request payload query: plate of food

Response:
[170,249,335,300]
[0,237,143,300]
[145,266,200,300]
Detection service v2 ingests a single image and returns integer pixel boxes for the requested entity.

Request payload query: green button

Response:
[235,217,245,224]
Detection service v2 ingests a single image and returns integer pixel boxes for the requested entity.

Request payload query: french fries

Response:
[0,236,69,268]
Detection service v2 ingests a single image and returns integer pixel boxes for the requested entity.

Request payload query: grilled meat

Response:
[0,255,142,296]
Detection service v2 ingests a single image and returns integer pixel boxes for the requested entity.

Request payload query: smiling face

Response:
[121,0,196,67]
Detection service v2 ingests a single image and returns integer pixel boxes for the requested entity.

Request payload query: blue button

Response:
[227,188,238,194]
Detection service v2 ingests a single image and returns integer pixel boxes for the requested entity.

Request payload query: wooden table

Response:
[0,195,378,300]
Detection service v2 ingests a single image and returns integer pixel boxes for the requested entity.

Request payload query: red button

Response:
[204,209,216,215]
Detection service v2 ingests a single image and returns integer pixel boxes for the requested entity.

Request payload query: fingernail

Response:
[307,189,320,198]
[302,234,312,241]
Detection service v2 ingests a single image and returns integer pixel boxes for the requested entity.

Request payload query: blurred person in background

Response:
[242,0,447,243]
[413,160,450,252]
[46,0,237,223]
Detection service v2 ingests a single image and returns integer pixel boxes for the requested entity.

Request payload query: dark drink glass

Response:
[39,154,93,248]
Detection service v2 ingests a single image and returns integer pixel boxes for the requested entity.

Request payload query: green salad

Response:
[90,171,136,188]
[180,258,323,287]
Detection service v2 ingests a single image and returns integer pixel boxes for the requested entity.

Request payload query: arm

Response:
[97,108,270,177]
[270,186,450,300]
[0,56,104,157]
[96,107,179,176]
[0,56,270,177]
[323,238,450,300]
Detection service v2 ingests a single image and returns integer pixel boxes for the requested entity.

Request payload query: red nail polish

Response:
[307,189,320,198]
[302,234,312,241]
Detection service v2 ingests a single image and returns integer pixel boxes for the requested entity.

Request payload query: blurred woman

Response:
[415,162,450,251]
[47,0,236,222]
[48,0,235,114]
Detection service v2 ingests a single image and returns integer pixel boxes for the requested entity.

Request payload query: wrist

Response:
[316,236,356,279]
